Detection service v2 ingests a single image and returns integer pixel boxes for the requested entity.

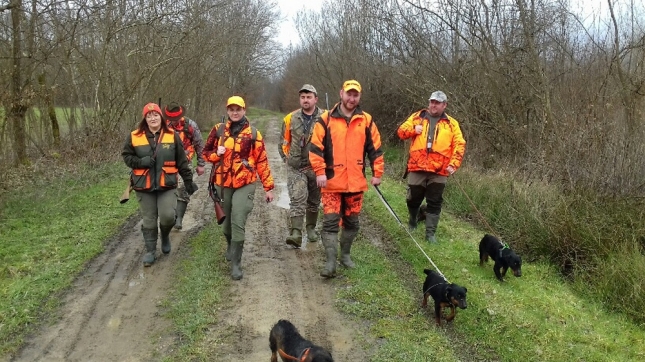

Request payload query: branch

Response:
[0,1,17,13]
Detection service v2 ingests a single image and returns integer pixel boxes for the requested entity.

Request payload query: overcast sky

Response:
[275,0,325,47]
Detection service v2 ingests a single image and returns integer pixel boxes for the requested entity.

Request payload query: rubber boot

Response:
[339,229,358,268]
[285,216,303,248]
[407,205,419,231]
[320,232,338,278]
[425,213,440,243]
[305,210,320,242]
[174,200,188,230]
[225,234,232,261]
[160,224,173,254]
[142,227,158,266]
[230,241,244,280]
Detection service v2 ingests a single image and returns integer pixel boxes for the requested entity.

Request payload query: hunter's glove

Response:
[185,181,199,195]
[139,156,155,168]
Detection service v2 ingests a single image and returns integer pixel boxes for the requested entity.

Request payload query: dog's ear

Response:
[464,287,468,293]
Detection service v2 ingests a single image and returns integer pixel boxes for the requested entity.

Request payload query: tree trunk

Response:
[10,0,28,165]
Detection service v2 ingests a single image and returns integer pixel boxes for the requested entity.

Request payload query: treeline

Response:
[277,0,645,197]
[0,0,281,165]
[275,0,645,322]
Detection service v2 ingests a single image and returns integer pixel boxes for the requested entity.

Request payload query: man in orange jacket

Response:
[397,91,466,243]
[309,80,384,278]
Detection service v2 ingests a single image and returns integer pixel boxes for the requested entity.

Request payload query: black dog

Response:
[421,269,468,325]
[269,319,334,362]
[479,234,522,281]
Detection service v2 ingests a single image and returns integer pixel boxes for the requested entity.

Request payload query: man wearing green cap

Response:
[279,84,324,248]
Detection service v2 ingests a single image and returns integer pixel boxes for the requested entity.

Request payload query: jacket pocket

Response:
[131,169,151,191]
[160,166,178,189]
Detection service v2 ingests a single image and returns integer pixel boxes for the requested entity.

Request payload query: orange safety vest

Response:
[397,110,466,176]
[130,130,179,191]
[203,121,274,192]
[309,104,384,192]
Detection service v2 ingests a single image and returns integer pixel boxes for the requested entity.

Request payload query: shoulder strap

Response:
[183,118,194,141]
[215,122,257,141]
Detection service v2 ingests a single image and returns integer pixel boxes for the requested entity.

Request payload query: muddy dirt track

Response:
[12,115,372,361]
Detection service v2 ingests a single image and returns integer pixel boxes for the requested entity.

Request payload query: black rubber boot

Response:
[425,213,440,243]
[320,232,338,278]
[285,216,303,248]
[160,224,173,254]
[339,229,357,268]
[305,210,320,242]
[407,205,419,230]
[230,241,244,280]
[142,227,158,266]
[174,200,188,230]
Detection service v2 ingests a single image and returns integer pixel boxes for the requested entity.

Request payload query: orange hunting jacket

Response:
[309,104,384,193]
[202,120,274,191]
[397,110,466,176]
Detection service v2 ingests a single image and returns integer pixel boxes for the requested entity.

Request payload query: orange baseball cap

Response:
[342,79,362,93]
[226,96,246,108]
[142,103,162,118]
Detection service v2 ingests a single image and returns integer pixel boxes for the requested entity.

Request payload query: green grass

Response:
[160,227,229,361]
[0,162,138,356]
[350,180,645,361]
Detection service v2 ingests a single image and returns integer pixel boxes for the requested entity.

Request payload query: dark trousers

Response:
[406,182,446,214]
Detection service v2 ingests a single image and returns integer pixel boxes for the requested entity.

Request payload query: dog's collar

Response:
[499,243,509,258]
[278,347,311,361]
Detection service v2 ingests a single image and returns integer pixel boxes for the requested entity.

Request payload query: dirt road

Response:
[13,115,370,361]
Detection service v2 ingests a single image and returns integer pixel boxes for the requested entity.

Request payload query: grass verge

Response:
[343,180,645,361]
[161,227,229,361]
[0,161,138,357]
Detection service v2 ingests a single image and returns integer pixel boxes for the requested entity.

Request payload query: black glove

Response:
[185,181,199,195]
[140,156,155,168]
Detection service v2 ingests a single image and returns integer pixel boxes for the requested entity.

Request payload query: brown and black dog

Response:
[269,319,334,362]
[479,234,522,282]
[421,269,468,325]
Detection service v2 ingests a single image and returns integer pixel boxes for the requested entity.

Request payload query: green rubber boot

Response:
[339,229,358,268]
[174,200,188,230]
[142,227,158,266]
[160,224,173,254]
[285,216,303,248]
[425,213,440,243]
[305,210,320,242]
[230,241,244,280]
[320,232,338,278]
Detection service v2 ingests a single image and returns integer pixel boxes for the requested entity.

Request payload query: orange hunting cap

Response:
[342,79,362,93]
[142,103,162,118]
[226,96,246,108]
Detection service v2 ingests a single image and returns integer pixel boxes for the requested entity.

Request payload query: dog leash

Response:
[452,176,499,237]
[278,347,310,362]
[373,185,450,283]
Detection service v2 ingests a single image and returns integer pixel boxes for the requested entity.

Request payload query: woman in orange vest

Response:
[202,96,275,280]
[122,103,198,266]
[309,80,385,278]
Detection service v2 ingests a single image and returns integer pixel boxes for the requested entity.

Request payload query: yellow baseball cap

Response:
[226,96,246,108]
[342,79,362,93]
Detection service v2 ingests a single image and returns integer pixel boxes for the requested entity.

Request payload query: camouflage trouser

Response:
[287,167,321,218]
[177,162,194,203]
[321,192,363,234]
